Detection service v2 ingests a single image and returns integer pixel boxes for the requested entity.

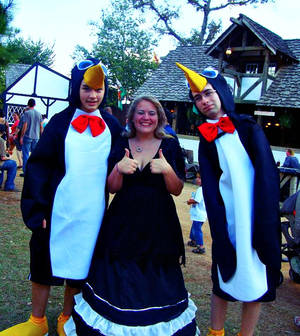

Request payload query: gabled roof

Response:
[206,14,298,62]
[133,45,218,101]
[134,14,300,110]
[257,39,300,108]
[2,62,70,119]
[5,64,31,88]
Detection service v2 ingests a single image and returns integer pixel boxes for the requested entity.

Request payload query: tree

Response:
[5,37,55,66]
[0,0,55,95]
[131,0,274,46]
[72,0,158,102]
[0,0,55,67]
[0,0,15,67]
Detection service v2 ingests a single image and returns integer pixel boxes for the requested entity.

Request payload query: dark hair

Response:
[188,73,236,118]
[125,96,170,139]
[69,58,108,109]
[164,108,174,125]
[0,124,6,133]
[28,98,36,107]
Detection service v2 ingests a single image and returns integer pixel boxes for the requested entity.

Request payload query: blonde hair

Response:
[287,148,295,156]
[125,95,171,139]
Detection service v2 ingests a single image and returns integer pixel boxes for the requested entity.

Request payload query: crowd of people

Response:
[0,98,45,190]
[0,58,298,336]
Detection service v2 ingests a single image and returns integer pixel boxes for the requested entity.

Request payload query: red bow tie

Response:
[71,115,106,137]
[198,116,235,142]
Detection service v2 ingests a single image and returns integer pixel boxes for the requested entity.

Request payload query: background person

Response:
[176,63,281,336]
[0,124,18,192]
[282,148,300,169]
[64,96,198,335]
[8,112,23,168]
[19,99,43,176]
[0,59,122,336]
[187,174,207,254]
[41,114,49,129]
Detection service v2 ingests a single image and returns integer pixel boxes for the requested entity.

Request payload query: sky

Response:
[11,0,300,77]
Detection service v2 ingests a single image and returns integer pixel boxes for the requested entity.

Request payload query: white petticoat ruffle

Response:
[64,293,200,336]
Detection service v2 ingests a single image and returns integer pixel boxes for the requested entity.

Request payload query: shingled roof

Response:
[134,14,300,109]
[237,14,297,61]
[133,45,218,101]
[5,63,31,88]
[206,14,298,62]
[257,39,300,108]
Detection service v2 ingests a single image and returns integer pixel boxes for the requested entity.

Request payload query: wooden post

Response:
[262,50,270,95]
[218,51,223,73]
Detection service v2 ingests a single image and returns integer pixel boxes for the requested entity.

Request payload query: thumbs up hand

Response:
[150,149,171,174]
[117,148,138,174]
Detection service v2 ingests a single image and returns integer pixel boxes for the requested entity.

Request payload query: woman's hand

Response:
[150,149,171,174]
[42,219,47,229]
[151,149,183,196]
[117,148,138,175]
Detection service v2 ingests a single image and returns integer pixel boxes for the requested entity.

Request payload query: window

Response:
[245,63,258,74]
[268,63,276,76]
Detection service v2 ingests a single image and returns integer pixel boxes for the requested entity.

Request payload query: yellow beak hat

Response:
[175,62,207,92]
[83,64,105,90]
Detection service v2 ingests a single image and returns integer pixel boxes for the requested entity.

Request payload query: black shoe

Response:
[187,240,197,247]
[192,247,205,254]
[20,173,25,177]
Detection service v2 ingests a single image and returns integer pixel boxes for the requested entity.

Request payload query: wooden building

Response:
[134,14,300,149]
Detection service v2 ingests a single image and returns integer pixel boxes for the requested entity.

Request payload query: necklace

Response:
[135,145,143,152]
[133,138,157,153]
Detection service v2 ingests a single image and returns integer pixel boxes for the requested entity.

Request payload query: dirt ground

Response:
[1,174,300,335]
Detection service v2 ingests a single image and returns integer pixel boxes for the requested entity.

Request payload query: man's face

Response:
[192,83,224,120]
[79,80,105,113]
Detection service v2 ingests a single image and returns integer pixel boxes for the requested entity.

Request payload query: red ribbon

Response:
[198,116,235,142]
[71,115,106,137]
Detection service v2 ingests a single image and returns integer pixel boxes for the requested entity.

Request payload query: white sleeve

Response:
[193,187,203,203]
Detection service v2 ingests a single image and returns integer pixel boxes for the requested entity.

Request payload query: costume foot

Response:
[57,312,70,336]
[206,327,225,336]
[0,314,48,336]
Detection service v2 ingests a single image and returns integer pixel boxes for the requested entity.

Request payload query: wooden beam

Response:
[240,78,262,100]
[218,51,223,73]
[262,49,270,95]
[231,46,265,52]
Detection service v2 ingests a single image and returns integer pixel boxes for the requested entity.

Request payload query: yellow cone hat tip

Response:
[83,64,105,90]
[175,62,207,92]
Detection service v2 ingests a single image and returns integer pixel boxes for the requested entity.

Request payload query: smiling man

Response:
[176,62,281,336]
[0,59,122,336]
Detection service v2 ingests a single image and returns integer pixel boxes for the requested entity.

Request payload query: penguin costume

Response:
[176,63,281,303]
[21,59,122,286]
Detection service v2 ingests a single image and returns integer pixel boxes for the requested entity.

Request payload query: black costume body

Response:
[68,136,198,335]
[198,113,281,301]
[21,106,122,285]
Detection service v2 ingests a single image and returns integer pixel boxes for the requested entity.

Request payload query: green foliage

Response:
[0,0,13,36]
[0,0,55,101]
[279,113,293,129]
[5,38,55,66]
[72,0,158,103]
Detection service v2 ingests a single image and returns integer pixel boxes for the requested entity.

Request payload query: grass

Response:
[0,178,300,335]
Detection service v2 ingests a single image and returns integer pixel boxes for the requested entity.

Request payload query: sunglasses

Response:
[76,60,108,76]
[200,67,218,79]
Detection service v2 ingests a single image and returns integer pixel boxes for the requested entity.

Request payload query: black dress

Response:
[65,137,198,335]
